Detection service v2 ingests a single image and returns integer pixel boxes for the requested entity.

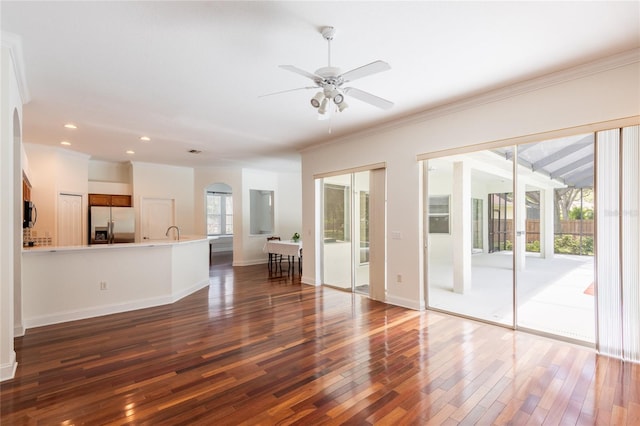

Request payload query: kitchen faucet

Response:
[165,225,180,240]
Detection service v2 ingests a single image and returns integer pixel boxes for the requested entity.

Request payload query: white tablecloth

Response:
[263,240,302,257]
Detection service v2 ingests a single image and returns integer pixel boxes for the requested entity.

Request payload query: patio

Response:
[428,251,595,343]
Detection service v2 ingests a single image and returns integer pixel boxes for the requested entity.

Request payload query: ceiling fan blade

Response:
[279,65,322,82]
[344,87,394,110]
[259,86,317,98]
[340,60,391,83]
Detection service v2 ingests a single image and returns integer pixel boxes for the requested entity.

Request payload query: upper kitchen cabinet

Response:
[89,193,132,207]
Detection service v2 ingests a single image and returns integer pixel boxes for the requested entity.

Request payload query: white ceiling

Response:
[2,1,639,172]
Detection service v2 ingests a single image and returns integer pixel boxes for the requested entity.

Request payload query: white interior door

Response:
[57,193,83,246]
[141,198,175,240]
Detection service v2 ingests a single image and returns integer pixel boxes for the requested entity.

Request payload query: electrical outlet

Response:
[397,274,402,283]
[100,281,107,290]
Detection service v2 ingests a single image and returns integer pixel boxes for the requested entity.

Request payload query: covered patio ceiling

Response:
[493,133,595,188]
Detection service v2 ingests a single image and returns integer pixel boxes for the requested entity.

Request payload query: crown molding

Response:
[1,31,31,104]
[301,48,640,153]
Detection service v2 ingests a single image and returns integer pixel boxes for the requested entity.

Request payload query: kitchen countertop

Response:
[22,235,208,253]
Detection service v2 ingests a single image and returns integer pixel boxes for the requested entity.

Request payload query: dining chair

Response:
[266,236,282,271]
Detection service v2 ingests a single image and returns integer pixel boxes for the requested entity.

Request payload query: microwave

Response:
[23,200,37,228]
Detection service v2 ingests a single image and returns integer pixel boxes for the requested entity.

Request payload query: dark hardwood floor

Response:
[2,254,639,425]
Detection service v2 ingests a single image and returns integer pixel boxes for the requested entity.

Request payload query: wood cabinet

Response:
[111,195,132,207]
[89,194,132,207]
[23,179,31,201]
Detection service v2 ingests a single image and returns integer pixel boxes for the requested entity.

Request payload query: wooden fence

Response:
[492,219,594,243]
[525,219,594,242]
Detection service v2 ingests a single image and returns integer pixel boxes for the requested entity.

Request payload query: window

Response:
[428,195,450,234]
[324,183,351,242]
[249,189,274,235]
[207,192,233,235]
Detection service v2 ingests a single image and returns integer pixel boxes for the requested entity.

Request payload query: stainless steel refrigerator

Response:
[89,206,136,244]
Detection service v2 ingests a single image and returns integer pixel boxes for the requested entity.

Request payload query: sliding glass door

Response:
[426,153,514,326]
[425,133,598,342]
[321,171,370,295]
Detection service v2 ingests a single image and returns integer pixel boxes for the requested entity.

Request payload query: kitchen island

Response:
[21,237,209,329]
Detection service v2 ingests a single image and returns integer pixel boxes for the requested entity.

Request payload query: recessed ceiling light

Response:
[140,136,151,141]
[64,123,77,129]
[60,141,71,146]
[126,150,135,155]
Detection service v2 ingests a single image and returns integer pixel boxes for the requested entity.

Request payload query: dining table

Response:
[263,240,302,274]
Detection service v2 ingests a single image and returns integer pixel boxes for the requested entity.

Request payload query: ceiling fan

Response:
[263,26,393,117]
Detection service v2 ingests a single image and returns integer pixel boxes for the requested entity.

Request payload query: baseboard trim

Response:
[0,351,17,382]
[301,276,317,286]
[385,294,422,311]
[232,259,268,267]
[171,280,210,303]
[14,324,25,337]
[23,295,173,329]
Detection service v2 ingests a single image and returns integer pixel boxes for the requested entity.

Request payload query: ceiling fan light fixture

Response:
[318,98,329,114]
[333,93,344,105]
[337,101,349,112]
[310,92,324,108]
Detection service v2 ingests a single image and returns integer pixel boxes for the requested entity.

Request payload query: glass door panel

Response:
[354,171,370,295]
[515,135,595,343]
[427,151,514,326]
[322,175,352,290]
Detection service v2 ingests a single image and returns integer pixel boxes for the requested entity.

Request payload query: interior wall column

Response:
[452,161,471,293]
[0,47,17,381]
[541,188,555,259]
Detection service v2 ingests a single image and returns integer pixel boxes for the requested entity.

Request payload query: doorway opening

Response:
[206,183,233,266]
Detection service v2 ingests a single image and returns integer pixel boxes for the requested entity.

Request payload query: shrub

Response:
[554,235,594,255]
[526,240,540,252]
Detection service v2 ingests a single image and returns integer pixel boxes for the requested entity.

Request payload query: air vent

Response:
[188,149,202,154]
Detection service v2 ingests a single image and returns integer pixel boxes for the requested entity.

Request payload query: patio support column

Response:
[540,188,555,259]
[452,161,471,293]
[515,178,526,271]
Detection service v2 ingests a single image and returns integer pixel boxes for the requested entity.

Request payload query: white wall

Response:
[88,159,131,182]
[132,161,195,236]
[301,52,640,310]
[88,159,132,195]
[1,45,23,381]
[276,171,303,242]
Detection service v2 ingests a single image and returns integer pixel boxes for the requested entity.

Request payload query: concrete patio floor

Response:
[428,251,595,343]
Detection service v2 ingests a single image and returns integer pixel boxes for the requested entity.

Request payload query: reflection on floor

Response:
[210,250,232,268]
[429,252,595,343]
[355,284,369,295]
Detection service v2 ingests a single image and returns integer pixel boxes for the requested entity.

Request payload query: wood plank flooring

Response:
[2,256,639,425]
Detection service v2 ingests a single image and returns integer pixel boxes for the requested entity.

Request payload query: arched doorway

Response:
[205,182,233,266]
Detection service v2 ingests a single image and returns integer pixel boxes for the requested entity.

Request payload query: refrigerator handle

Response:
[109,220,114,244]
